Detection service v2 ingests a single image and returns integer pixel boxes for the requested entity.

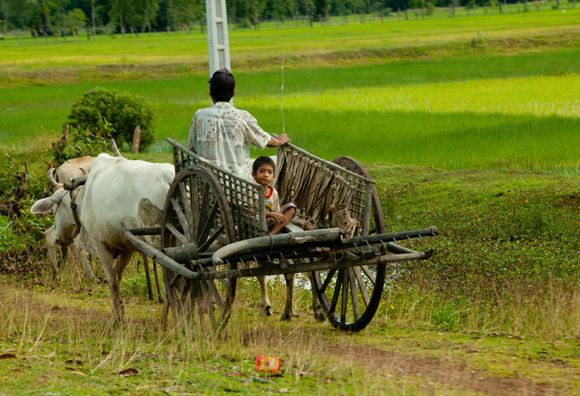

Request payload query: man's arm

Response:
[266,133,290,147]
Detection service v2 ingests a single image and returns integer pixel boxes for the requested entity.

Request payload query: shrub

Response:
[53,124,112,164]
[0,156,52,277]
[67,87,155,151]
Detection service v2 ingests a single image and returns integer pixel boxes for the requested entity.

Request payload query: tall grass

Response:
[0,279,424,394]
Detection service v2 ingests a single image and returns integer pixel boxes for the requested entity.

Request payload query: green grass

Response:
[1,46,578,170]
[0,276,577,394]
[1,7,578,71]
[367,164,579,340]
[0,5,578,172]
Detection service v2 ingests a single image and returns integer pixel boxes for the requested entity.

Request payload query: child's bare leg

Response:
[269,207,296,235]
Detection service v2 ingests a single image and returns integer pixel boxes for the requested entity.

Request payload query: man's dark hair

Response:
[209,68,235,102]
[252,156,276,174]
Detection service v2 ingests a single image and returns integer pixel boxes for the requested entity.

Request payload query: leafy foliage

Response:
[0,155,52,276]
[67,87,155,153]
[53,125,112,165]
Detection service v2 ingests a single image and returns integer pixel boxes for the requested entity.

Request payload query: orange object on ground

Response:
[255,354,281,374]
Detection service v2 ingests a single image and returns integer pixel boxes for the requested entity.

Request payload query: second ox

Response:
[32,153,174,322]
[45,156,95,281]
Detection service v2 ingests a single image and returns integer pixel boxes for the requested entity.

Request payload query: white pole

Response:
[206,0,231,77]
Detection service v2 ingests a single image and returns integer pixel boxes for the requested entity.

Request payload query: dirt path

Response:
[1,278,574,395]
[323,342,562,395]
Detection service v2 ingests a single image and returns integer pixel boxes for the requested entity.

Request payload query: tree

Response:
[163,0,203,32]
[63,8,86,36]
[90,0,96,35]
[268,0,292,23]
[0,0,8,35]
[314,0,330,21]
[109,0,136,34]
[141,0,160,32]
[248,0,267,28]
[449,0,458,15]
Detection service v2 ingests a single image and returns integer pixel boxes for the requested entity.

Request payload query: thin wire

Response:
[280,51,286,134]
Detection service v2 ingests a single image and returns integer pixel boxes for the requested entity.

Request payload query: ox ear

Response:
[31,189,67,214]
[31,197,56,214]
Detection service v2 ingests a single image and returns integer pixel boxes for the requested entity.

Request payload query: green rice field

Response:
[0,7,579,172]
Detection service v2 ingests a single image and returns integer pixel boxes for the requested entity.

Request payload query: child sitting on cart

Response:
[252,156,296,235]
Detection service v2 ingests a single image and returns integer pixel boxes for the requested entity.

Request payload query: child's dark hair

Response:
[252,156,276,174]
[209,68,235,102]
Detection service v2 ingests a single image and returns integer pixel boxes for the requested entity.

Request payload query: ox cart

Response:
[123,139,437,332]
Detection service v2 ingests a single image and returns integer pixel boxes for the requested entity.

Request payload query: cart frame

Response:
[123,139,437,331]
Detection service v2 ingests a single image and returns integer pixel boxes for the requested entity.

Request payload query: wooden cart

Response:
[124,139,437,332]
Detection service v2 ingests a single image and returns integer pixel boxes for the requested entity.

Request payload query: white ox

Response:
[32,153,174,322]
[45,156,95,282]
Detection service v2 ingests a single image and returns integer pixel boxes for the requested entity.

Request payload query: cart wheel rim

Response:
[161,166,237,332]
[312,156,387,332]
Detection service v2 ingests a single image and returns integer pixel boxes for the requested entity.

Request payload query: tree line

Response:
[0,0,552,37]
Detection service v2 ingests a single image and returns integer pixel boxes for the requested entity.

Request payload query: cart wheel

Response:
[312,156,387,331]
[332,156,386,234]
[161,167,236,331]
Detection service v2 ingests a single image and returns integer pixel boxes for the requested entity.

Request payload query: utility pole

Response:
[206,0,231,77]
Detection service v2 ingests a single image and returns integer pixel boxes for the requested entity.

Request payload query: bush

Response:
[67,87,156,151]
[0,156,52,277]
[53,124,112,164]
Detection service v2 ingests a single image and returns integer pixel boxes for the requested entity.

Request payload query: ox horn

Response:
[110,138,122,157]
[47,167,63,191]
[64,176,88,191]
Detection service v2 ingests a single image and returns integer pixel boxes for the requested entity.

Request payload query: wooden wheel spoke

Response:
[198,280,219,329]
[361,265,376,287]
[348,268,360,321]
[196,200,219,246]
[165,223,188,245]
[201,265,224,309]
[206,281,224,310]
[341,268,348,323]
[204,282,224,311]
[192,180,210,245]
[197,280,209,307]
[329,268,343,314]
[198,224,225,252]
[190,177,200,243]
[319,268,336,293]
[178,181,193,227]
[353,266,370,307]
[180,280,191,306]
[168,272,179,287]
[170,197,191,240]
[203,283,217,328]
[199,182,210,217]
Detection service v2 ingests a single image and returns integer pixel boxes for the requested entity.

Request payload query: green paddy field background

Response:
[1,7,579,171]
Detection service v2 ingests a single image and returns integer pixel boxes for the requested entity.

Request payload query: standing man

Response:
[187,68,290,179]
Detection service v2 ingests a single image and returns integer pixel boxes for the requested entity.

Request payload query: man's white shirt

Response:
[187,102,271,180]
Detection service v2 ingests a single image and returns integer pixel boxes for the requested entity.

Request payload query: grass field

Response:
[1,7,579,394]
[1,15,579,171]
[0,274,578,394]
[1,7,579,70]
